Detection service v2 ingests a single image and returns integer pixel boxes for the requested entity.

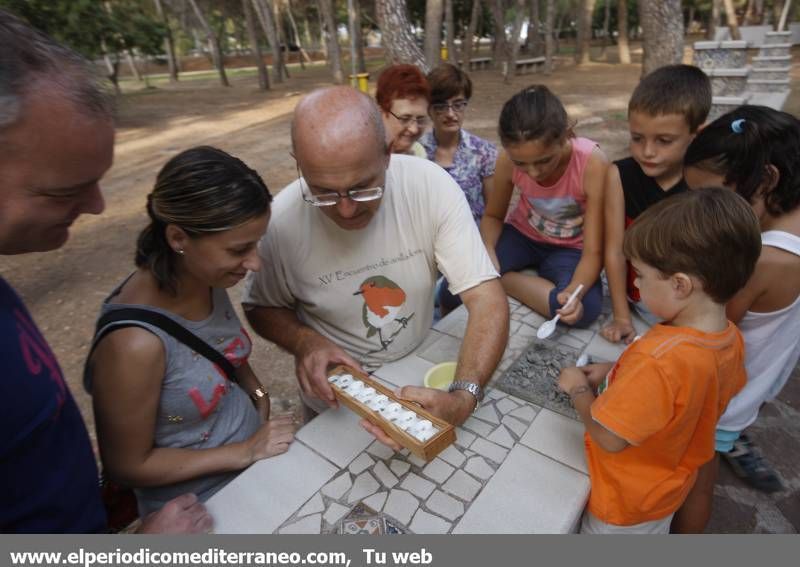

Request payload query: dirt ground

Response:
[2,46,798,532]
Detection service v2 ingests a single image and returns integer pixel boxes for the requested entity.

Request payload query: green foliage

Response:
[0,0,165,58]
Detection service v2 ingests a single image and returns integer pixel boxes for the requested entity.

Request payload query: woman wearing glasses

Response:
[421,64,498,315]
[85,147,295,516]
[375,64,431,157]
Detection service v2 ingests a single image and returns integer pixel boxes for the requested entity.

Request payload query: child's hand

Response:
[601,319,636,344]
[558,367,590,396]
[556,290,584,325]
[582,362,613,389]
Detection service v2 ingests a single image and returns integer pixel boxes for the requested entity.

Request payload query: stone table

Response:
[205,296,649,534]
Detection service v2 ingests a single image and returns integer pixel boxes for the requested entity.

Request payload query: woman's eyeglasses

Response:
[388,110,429,128]
[430,100,469,114]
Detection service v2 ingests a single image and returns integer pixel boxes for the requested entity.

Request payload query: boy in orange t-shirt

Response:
[558,188,762,533]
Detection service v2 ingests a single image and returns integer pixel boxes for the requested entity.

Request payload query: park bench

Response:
[466,56,492,71]
[500,56,546,76]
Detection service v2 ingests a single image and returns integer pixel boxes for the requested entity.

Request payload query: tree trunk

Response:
[577,0,597,64]
[319,0,345,83]
[252,0,285,83]
[545,0,556,73]
[445,0,457,62]
[723,0,742,40]
[617,0,630,63]
[352,0,366,72]
[505,0,526,81]
[530,0,542,55]
[638,0,683,76]
[375,0,428,70]
[285,0,312,66]
[317,5,328,57]
[425,0,444,68]
[153,0,179,82]
[491,0,507,69]
[272,0,291,78]
[463,0,482,65]
[243,0,270,90]
[708,0,721,39]
[188,0,229,86]
[778,0,793,31]
[125,50,142,81]
[601,0,611,55]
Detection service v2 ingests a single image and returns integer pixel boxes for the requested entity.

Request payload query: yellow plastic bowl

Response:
[424,361,457,390]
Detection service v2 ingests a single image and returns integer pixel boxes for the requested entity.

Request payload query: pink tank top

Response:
[507,137,597,249]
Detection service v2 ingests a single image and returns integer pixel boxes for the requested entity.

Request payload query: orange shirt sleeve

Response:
[591,352,676,446]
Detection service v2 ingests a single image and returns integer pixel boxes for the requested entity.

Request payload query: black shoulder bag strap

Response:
[90,307,238,383]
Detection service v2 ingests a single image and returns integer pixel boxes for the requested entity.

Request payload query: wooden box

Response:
[327,365,456,462]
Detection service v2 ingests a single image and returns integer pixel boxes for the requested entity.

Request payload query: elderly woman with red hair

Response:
[375,64,430,157]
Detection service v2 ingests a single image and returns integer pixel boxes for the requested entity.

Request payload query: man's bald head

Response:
[291,86,387,161]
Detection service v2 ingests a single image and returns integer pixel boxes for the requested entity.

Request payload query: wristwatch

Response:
[448,380,484,411]
[250,387,269,402]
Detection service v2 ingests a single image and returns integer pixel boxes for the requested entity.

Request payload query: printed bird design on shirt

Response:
[354,276,414,349]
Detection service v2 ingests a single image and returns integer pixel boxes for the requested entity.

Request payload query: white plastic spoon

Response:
[536,284,585,340]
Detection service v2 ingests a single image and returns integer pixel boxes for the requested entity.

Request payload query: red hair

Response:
[375,64,430,112]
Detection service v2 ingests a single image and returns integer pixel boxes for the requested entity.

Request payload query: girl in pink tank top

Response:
[480,85,607,328]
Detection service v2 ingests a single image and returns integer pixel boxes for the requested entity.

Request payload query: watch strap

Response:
[448,380,484,408]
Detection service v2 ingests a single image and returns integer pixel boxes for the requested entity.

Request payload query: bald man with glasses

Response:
[243,87,509,446]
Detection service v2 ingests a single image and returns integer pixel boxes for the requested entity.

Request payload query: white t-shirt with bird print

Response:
[243,154,498,366]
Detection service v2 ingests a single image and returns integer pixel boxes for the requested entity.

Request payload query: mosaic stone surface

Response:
[494,340,581,419]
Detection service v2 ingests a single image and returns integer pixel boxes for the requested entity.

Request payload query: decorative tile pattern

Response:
[297,493,324,517]
[438,445,467,468]
[464,456,494,481]
[389,459,411,477]
[322,473,352,499]
[486,424,515,449]
[455,427,477,448]
[363,491,388,512]
[470,438,509,464]
[349,453,375,475]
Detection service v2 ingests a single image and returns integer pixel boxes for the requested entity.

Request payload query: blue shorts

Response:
[495,224,602,328]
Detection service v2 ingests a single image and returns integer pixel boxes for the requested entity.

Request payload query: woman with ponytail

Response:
[85,146,294,516]
[673,106,800,531]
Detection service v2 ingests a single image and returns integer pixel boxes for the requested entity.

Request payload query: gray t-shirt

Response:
[85,283,261,516]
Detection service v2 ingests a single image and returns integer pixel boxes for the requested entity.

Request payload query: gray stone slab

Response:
[206,442,338,534]
[296,406,375,468]
[502,415,529,437]
[509,405,538,423]
[279,514,321,534]
[438,445,467,468]
[373,460,399,489]
[486,388,507,400]
[321,472,352,499]
[455,427,477,448]
[464,456,495,481]
[323,502,350,525]
[363,492,388,513]
[473,404,501,424]
[348,453,375,475]
[401,472,437,499]
[348,471,380,504]
[416,333,463,364]
[520,408,588,474]
[389,459,411,477]
[410,509,451,534]
[433,304,469,338]
[495,397,520,415]
[408,454,427,468]
[426,490,465,521]
[470,438,509,465]
[384,489,419,526]
[442,470,482,502]
[422,458,456,484]
[366,440,396,460]
[453,445,589,534]
[462,416,494,437]
[296,493,324,517]
[486,424,515,449]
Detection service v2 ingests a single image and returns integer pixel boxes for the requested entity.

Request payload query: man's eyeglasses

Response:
[431,99,469,114]
[387,109,429,128]
[297,166,383,207]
